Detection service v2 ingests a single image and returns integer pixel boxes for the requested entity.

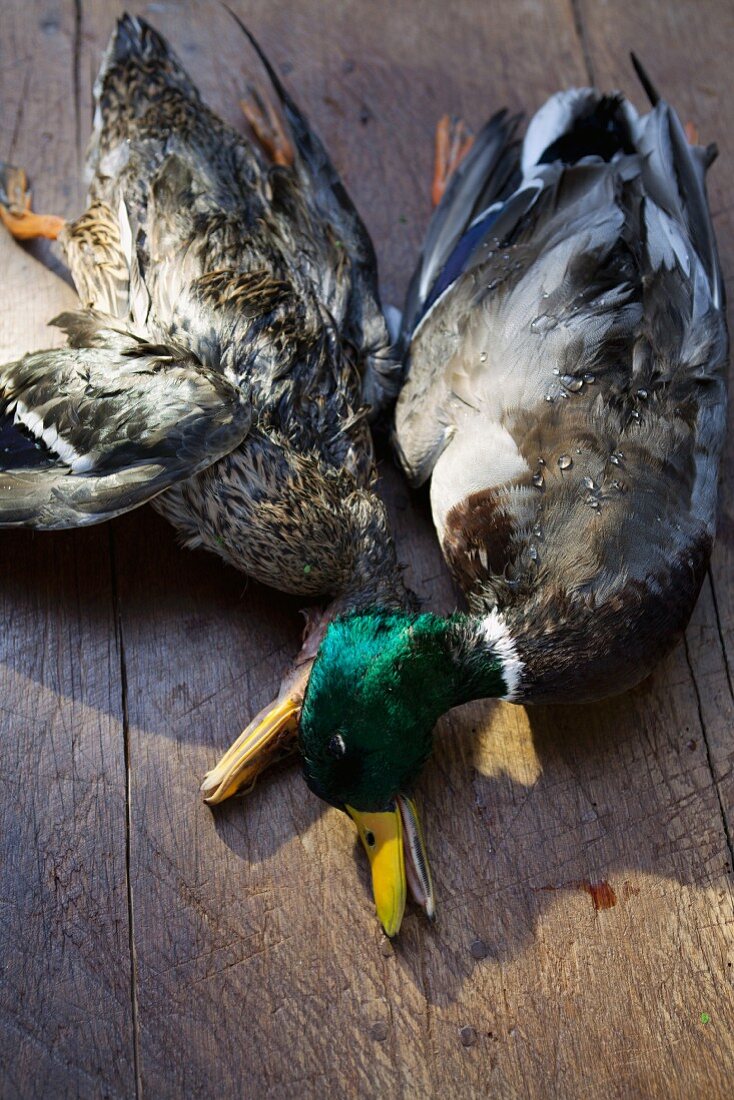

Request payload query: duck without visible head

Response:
[0,16,413,797]
[298,63,728,934]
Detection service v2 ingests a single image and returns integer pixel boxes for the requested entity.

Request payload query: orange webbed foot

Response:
[240,85,294,168]
[432,114,474,207]
[684,120,700,146]
[0,163,64,241]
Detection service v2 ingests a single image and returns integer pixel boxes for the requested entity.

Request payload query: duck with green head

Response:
[295,61,728,936]
[300,610,517,933]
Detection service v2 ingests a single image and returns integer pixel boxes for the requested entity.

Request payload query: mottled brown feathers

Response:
[0,15,408,609]
[443,488,516,591]
[194,269,291,314]
[61,203,132,318]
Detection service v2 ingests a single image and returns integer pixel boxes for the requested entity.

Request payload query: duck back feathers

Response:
[395,70,728,703]
[0,15,395,537]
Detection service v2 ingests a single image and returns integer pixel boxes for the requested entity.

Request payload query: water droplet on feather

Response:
[531,314,557,333]
[561,375,584,392]
[558,454,572,470]
[583,476,596,490]
[532,471,544,488]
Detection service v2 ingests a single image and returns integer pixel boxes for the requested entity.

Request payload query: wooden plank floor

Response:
[1,1,733,1096]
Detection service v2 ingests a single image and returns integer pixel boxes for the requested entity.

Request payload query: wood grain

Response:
[0,4,133,1097]
[0,0,733,1096]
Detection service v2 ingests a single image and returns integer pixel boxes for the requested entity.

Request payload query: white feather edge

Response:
[12,400,94,474]
[521,89,599,177]
[521,88,641,178]
[478,607,524,701]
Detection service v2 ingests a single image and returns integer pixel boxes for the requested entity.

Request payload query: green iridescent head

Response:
[298,608,509,936]
[298,610,454,934]
[299,610,455,812]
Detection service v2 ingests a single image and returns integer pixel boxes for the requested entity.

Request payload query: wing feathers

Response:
[0,317,251,529]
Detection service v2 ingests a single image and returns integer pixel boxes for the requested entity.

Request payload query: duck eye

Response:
[327,733,346,758]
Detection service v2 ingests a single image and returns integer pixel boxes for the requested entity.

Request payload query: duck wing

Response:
[0,311,250,529]
[401,109,523,343]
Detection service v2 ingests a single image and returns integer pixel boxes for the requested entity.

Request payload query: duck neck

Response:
[334,490,418,616]
[441,610,523,707]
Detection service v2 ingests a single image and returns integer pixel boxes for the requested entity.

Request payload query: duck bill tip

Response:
[201,695,301,805]
[347,795,436,936]
[347,804,407,938]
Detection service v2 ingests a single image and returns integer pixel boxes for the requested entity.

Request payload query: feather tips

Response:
[0,317,251,528]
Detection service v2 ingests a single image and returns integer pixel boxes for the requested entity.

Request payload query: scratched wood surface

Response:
[0,0,733,1096]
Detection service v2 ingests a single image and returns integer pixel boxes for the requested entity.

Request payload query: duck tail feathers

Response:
[108,14,172,65]
[223,6,347,202]
[521,89,638,176]
[630,52,660,107]
[90,14,200,180]
[97,14,195,88]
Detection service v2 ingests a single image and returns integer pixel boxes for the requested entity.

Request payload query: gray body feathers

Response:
[396,82,728,702]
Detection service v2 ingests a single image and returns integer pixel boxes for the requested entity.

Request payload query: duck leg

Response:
[200,605,331,803]
[0,163,65,240]
[240,85,294,167]
[432,115,474,207]
[683,121,718,167]
[684,121,699,145]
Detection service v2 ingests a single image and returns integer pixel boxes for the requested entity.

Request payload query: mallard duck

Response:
[295,61,728,935]
[0,16,413,797]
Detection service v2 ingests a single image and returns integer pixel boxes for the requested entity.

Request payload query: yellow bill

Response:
[347,804,406,937]
[347,794,435,937]
[200,695,300,804]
